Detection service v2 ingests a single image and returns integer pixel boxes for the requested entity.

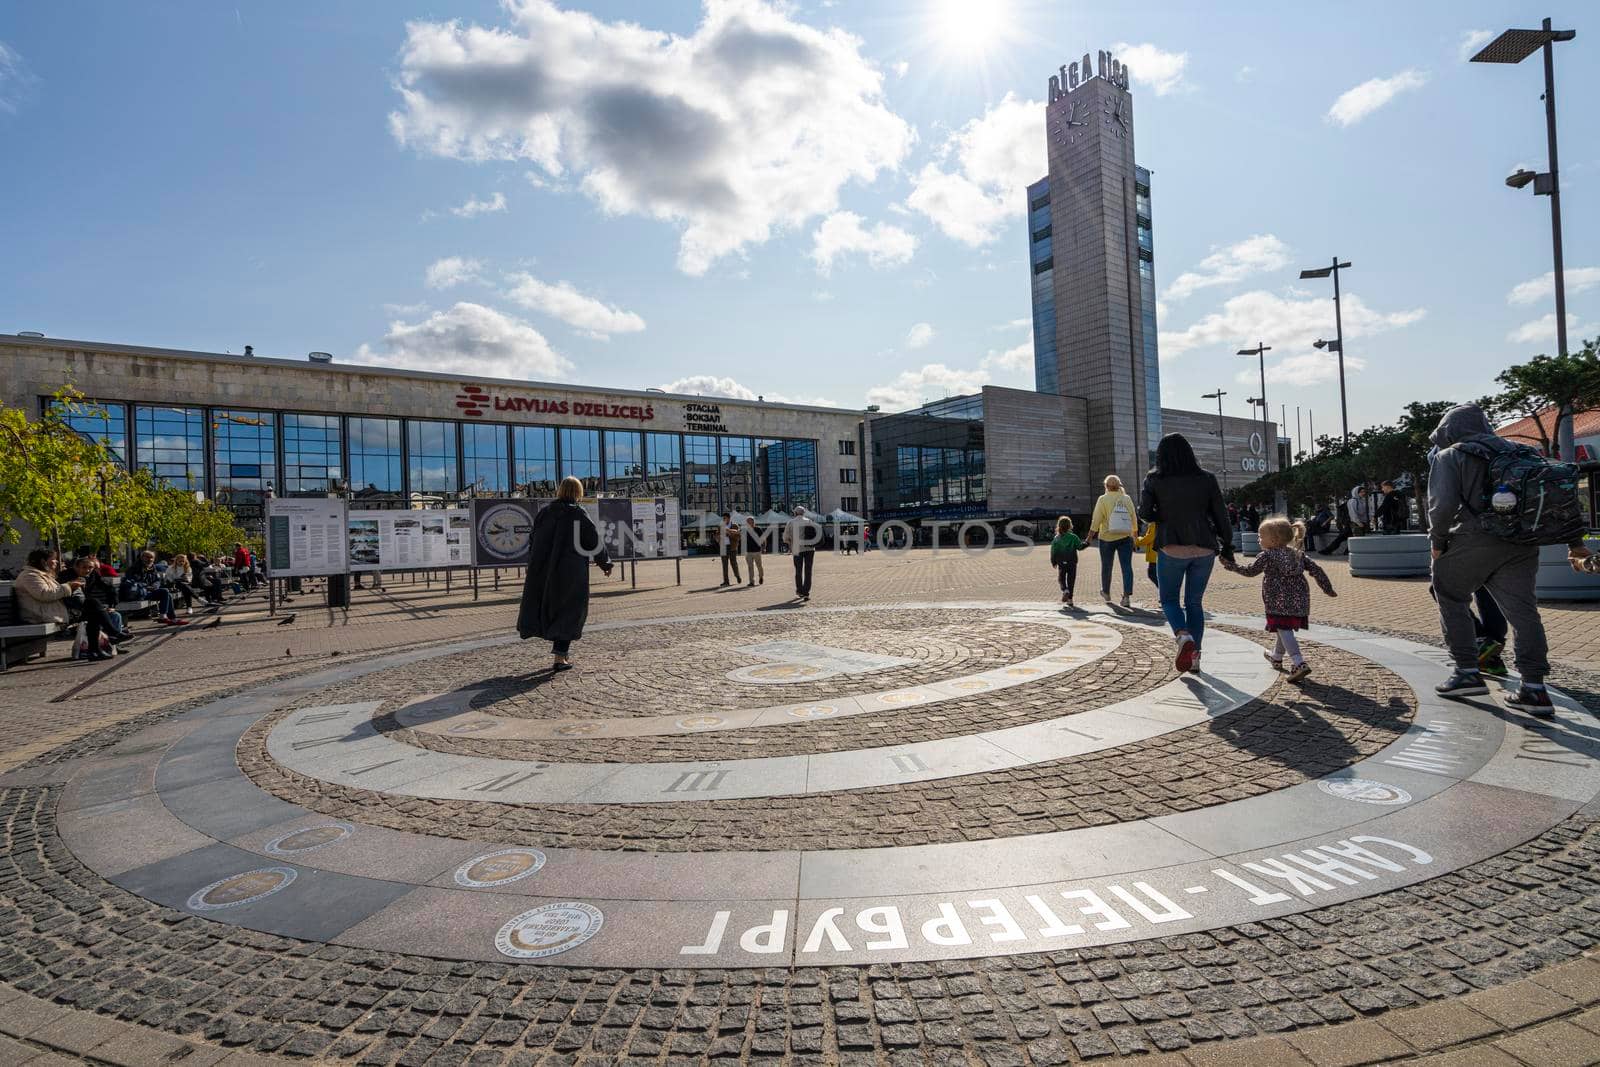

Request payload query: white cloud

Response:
[424,256,485,289]
[1507,312,1588,345]
[390,1,912,276]
[356,302,572,380]
[866,363,989,410]
[1458,29,1494,62]
[810,211,917,274]
[660,375,834,406]
[993,317,1031,331]
[1507,266,1600,305]
[383,301,431,316]
[1327,69,1428,127]
[1163,234,1290,302]
[984,341,1032,372]
[1160,289,1426,368]
[1235,65,1254,83]
[905,322,936,349]
[503,272,645,338]
[1110,42,1189,96]
[449,191,507,218]
[905,92,1041,247]
[0,40,36,115]
[892,60,909,78]
[1245,351,1368,387]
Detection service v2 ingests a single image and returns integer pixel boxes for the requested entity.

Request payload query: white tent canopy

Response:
[826,508,865,524]
[754,509,791,525]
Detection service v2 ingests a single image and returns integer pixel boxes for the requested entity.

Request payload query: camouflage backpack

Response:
[1453,434,1587,546]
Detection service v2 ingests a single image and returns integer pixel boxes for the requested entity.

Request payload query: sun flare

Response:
[933,0,1014,59]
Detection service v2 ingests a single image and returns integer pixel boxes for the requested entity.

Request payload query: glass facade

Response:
[513,426,557,495]
[282,414,342,495]
[135,405,206,489]
[1136,165,1163,457]
[407,420,459,494]
[462,423,510,493]
[559,428,602,494]
[870,394,987,519]
[1026,177,1058,395]
[54,397,128,466]
[37,393,824,531]
[349,417,402,495]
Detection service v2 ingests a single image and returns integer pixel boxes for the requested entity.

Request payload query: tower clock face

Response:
[476,502,533,562]
[1050,99,1092,145]
[1101,97,1129,139]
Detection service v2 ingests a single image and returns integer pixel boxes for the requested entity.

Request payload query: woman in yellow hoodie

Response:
[1135,521,1159,589]
[1088,474,1138,606]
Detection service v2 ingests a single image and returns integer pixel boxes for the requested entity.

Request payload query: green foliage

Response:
[1480,338,1600,454]
[0,388,246,559]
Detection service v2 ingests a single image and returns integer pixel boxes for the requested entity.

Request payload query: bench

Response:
[0,581,63,670]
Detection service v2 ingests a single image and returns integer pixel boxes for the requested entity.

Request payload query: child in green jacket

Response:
[1049,516,1090,607]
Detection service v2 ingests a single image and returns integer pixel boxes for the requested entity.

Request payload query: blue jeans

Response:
[1157,552,1215,647]
[1098,538,1134,596]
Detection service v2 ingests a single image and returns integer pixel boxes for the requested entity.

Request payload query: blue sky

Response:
[2,1,1596,448]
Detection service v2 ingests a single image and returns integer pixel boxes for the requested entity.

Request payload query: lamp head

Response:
[1506,168,1537,190]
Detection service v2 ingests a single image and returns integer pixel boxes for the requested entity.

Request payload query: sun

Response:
[933,0,1015,60]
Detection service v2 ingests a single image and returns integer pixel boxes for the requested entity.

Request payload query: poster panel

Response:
[266,498,348,577]
[581,497,683,560]
[346,508,473,571]
[471,498,541,567]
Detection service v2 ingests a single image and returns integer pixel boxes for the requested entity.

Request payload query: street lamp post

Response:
[1472,18,1578,456]
[1203,389,1228,492]
[1302,260,1353,446]
[1236,342,1272,448]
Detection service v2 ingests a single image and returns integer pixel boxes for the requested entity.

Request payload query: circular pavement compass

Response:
[39,603,1600,973]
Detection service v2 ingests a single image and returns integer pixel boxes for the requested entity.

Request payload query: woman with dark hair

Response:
[1138,433,1233,673]
[518,476,613,671]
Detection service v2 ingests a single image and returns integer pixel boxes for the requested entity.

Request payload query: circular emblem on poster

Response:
[265,822,352,856]
[187,867,297,911]
[454,848,547,889]
[495,902,603,960]
[475,501,535,564]
[1317,778,1412,806]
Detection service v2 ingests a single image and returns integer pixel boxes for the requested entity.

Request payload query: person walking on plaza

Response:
[517,476,613,672]
[787,507,819,601]
[1134,520,1159,589]
[1049,515,1089,607]
[1376,480,1407,533]
[1427,403,1590,713]
[1222,517,1337,683]
[1321,497,1355,556]
[1138,433,1233,674]
[1088,474,1138,606]
[717,511,742,587]
[742,515,765,587]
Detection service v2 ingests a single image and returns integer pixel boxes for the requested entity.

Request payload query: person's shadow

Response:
[1205,673,1414,776]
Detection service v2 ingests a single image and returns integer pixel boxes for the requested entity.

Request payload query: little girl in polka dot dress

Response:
[1221,517,1337,683]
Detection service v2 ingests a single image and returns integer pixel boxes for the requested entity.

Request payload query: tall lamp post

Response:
[1203,389,1228,492]
[1471,18,1578,457]
[1236,342,1272,448]
[1301,259,1352,446]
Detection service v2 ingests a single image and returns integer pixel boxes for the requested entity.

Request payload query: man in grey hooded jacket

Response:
[1426,402,1590,713]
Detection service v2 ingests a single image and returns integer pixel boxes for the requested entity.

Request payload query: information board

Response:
[586,496,682,560]
[347,508,470,571]
[265,498,348,577]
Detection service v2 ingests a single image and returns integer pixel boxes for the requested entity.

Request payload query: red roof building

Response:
[1496,406,1600,461]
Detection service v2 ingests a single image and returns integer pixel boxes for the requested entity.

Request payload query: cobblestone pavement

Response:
[0,552,1597,1064]
[339,618,1154,763]
[238,634,1408,852]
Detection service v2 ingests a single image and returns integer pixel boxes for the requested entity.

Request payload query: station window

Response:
[135,405,206,490]
[282,413,341,494]
[52,397,128,466]
[558,428,602,495]
[462,423,510,493]
[841,496,860,513]
[838,439,855,456]
[512,426,557,495]
[1033,256,1054,274]
[840,467,858,484]
[407,419,459,494]
[348,417,402,494]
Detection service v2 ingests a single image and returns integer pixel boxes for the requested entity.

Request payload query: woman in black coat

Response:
[517,476,613,671]
[1137,433,1233,674]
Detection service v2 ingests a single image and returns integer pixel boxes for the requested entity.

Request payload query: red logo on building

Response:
[456,384,489,418]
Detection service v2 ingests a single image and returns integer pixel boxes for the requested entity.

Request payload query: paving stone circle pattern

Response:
[2,601,1599,1063]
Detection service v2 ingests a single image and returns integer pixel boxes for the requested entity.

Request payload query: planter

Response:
[1348,533,1431,578]
[1537,537,1600,601]
[1241,532,1260,556]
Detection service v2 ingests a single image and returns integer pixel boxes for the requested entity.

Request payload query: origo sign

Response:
[455,384,656,424]
[1241,431,1269,473]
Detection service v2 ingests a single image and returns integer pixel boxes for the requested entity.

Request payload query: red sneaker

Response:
[1174,634,1197,673]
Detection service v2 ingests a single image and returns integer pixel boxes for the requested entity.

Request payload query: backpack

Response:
[1453,435,1587,546]
[1107,497,1134,535]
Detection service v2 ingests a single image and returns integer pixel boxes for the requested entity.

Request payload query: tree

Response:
[1484,339,1600,458]
[0,390,109,554]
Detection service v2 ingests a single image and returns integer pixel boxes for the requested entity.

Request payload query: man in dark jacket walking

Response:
[518,479,612,671]
[717,511,742,587]
[1427,403,1590,713]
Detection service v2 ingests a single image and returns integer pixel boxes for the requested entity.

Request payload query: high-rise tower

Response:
[1027,50,1155,482]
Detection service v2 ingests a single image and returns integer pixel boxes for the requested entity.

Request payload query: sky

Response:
[1,1,1596,451]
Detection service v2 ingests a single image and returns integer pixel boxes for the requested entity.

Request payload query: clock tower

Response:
[1037,50,1152,484]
